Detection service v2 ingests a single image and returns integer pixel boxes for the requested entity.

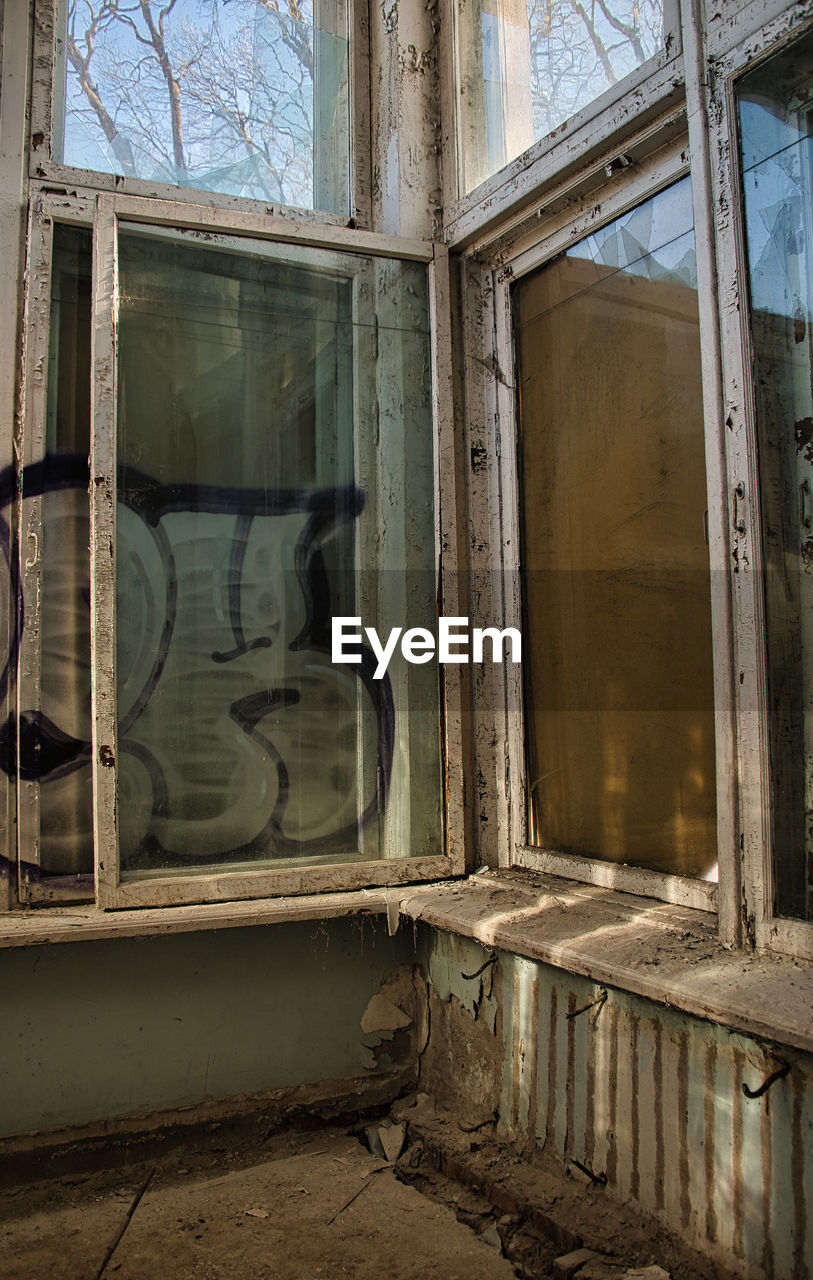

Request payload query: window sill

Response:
[399,869,813,1055]
[4,868,811,1055]
[0,886,405,949]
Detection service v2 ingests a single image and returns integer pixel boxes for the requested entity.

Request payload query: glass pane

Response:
[515,177,718,878]
[457,0,664,195]
[58,1,350,215]
[16,225,94,881]
[737,32,813,921]
[115,228,441,874]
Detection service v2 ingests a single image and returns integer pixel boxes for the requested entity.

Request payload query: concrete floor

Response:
[1,1129,516,1280]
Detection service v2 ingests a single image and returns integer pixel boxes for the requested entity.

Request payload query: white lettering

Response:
[438,616,470,663]
[332,617,363,664]
[332,617,522,676]
[472,626,522,664]
[366,625,402,680]
[401,628,435,664]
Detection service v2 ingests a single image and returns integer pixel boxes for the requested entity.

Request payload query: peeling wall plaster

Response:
[419,925,813,1280]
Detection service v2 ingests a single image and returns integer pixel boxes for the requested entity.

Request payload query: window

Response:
[454,0,674,196]
[32,1,360,219]
[12,195,458,909]
[737,29,813,924]
[1,1,463,914]
[514,176,717,881]
[55,0,349,212]
[453,4,813,953]
[7,0,813,959]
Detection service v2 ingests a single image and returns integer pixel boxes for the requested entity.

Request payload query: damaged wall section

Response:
[416,924,813,1280]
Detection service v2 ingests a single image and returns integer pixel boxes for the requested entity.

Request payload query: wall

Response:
[4,913,812,1278]
[419,925,813,1280]
[0,916,413,1138]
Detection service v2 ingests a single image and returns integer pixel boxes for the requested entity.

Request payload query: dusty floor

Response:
[1,1128,516,1280]
[0,1099,722,1280]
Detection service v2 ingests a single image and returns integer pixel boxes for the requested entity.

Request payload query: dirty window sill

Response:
[0,887,405,948]
[3,869,812,1054]
[398,870,813,1055]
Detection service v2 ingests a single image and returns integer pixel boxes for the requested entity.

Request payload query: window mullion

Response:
[491,265,524,869]
[429,245,467,874]
[679,0,742,946]
[705,36,782,952]
[90,196,120,909]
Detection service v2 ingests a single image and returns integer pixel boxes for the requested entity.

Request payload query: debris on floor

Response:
[1,1130,515,1280]
[0,1095,722,1279]
[390,1093,715,1280]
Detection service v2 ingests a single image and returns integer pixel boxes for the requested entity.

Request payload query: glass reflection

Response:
[115,228,442,874]
[458,0,664,194]
[738,32,813,920]
[58,0,350,214]
[516,177,718,878]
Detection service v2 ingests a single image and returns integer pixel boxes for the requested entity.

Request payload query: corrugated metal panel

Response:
[496,952,813,1280]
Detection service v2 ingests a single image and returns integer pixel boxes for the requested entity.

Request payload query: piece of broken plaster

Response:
[377,1122,406,1163]
[360,992,412,1034]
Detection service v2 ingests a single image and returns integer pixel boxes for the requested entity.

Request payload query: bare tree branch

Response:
[137,0,185,169]
[569,0,619,85]
[65,1,136,172]
[62,0,330,206]
[594,0,646,63]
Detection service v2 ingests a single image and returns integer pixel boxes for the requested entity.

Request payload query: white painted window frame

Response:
[0,0,35,916]
[15,190,97,906]
[706,3,813,961]
[28,0,372,229]
[479,137,728,920]
[458,0,813,954]
[12,186,464,911]
[438,0,684,247]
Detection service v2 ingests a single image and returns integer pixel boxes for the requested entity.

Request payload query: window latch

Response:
[733,481,746,535]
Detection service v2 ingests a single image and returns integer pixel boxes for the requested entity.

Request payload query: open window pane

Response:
[15,223,93,892]
[57,1,350,214]
[457,0,665,195]
[515,177,717,878]
[111,226,442,878]
[738,31,813,921]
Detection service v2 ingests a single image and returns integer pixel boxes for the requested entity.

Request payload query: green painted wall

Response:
[1,917,412,1137]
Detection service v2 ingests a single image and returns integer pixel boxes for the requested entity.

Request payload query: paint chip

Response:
[360,993,412,1034]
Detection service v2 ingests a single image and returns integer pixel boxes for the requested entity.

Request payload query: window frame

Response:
[14,191,98,907]
[11,185,465,911]
[29,0,372,229]
[706,5,813,961]
[480,136,727,918]
[456,0,813,957]
[438,0,685,247]
[8,0,813,960]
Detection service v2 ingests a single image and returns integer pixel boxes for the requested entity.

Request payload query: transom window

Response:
[42,1,352,214]
[455,0,669,195]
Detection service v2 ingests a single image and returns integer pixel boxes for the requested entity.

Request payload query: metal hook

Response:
[742,1060,790,1099]
[566,988,608,1020]
[461,953,497,981]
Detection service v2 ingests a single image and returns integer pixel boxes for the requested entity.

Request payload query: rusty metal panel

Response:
[494,949,813,1279]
